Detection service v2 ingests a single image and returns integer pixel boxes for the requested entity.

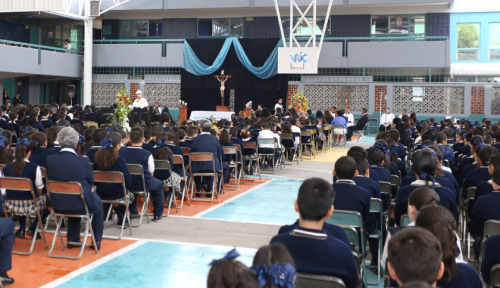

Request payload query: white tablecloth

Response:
[189,111,235,121]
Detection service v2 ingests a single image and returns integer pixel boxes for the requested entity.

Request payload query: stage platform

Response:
[189,111,235,121]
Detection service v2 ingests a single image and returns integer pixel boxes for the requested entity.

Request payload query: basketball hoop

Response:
[274,0,334,74]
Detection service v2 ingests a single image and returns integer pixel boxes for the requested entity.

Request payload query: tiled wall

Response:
[0,20,30,43]
[425,13,450,37]
[304,85,369,112]
[163,18,198,39]
[492,88,500,115]
[91,83,126,106]
[471,87,485,114]
[392,86,464,114]
[375,86,387,112]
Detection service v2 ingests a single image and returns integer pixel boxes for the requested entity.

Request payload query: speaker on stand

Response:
[68,85,76,106]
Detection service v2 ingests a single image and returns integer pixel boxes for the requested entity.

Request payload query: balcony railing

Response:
[0,39,83,65]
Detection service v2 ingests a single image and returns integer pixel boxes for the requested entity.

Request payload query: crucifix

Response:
[214,70,231,107]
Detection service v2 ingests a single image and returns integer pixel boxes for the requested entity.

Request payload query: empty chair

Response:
[295,273,346,288]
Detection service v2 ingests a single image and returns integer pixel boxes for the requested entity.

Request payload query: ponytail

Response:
[12,139,31,177]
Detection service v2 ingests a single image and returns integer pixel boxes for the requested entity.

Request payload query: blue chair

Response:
[369,198,384,285]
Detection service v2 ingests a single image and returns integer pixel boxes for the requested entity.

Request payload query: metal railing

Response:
[0,39,83,65]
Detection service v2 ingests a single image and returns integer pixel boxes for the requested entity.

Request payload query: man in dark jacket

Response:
[346,108,369,141]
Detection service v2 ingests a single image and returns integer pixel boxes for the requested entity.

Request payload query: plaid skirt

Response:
[4,195,47,216]
[107,191,135,203]
[164,172,181,192]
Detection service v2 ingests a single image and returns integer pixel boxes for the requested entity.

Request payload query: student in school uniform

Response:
[353,159,387,210]
[367,146,391,182]
[185,126,198,146]
[258,123,281,167]
[174,129,191,149]
[332,156,378,266]
[40,108,54,129]
[395,150,458,226]
[119,127,164,222]
[416,206,483,288]
[141,128,154,151]
[28,132,57,168]
[493,130,500,151]
[93,133,132,225]
[0,216,15,286]
[69,111,84,127]
[472,167,500,252]
[481,234,500,285]
[347,146,380,183]
[387,139,407,178]
[85,129,108,163]
[190,120,228,196]
[46,127,104,250]
[435,132,454,167]
[387,227,445,287]
[3,138,49,239]
[474,153,500,202]
[463,145,497,196]
[270,178,359,288]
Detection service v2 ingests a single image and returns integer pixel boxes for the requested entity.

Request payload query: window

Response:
[294,17,329,35]
[457,23,480,61]
[198,18,244,37]
[490,23,500,60]
[371,15,425,36]
[120,20,160,38]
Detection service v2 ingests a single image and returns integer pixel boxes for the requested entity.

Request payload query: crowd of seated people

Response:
[2,100,500,288]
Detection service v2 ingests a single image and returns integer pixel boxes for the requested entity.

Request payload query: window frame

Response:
[118,19,163,39]
[489,22,500,61]
[197,18,244,38]
[370,14,426,37]
[456,22,481,62]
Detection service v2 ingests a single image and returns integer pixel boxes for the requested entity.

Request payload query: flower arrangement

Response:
[179,100,188,108]
[108,88,133,131]
[245,101,252,109]
[290,90,309,112]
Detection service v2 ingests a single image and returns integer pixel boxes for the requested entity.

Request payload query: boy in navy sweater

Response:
[119,127,165,222]
[270,178,358,288]
[388,227,444,286]
[472,166,500,245]
[333,156,378,266]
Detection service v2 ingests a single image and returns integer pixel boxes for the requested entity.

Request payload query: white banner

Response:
[278,47,318,74]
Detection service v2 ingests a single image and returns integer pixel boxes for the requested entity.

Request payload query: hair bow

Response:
[420,172,436,189]
[388,145,398,158]
[209,248,240,266]
[16,138,31,147]
[22,127,30,134]
[269,263,296,288]
[283,120,290,125]
[27,114,36,118]
[139,126,145,130]
[79,134,85,144]
[477,142,486,150]
[157,140,168,148]
[374,142,388,154]
[251,265,269,287]
[105,127,114,133]
[101,138,114,149]
[0,136,5,148]
[461,132,467,139]
[32,140,38,147]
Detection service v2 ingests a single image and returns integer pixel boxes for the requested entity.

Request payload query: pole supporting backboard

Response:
[274,0,334,74]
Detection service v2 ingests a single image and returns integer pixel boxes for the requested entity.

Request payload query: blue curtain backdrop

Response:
[182,38,282,79]
[181,38,288,114]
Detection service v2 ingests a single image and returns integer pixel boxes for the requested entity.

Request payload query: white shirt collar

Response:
[200,132,211,135]
[291,228,327,238]
[60,148,77,155]
[128,146,143,149]
[411,179,441,187]
[336,179,356,185]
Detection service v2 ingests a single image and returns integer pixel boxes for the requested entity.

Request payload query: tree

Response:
[458,24,479,48]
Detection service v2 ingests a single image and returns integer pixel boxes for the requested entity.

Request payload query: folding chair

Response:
[222,146,238,190]
[181,147,191,169]
[243,141,261,181]
[93,171,132,240]
[479,220,500,272]
[326,210,366,286]
[400,214,411,227]
[154,159,180,216]
[83,121,98,128]
[46,181,99,260]
[257,138,277,173]
[308,129,321,154]
[331,125,346,146]
[232,144,245,184]
[189,152,221,202]
[1,177,49,255]
[172,154,190,207]
[127,164,151,227]
[100,123,112,128]
[368,198,383,285]
[300,131,315,160]
[295,273,346,288]
[390,175,400,199]
[490,264,500,288]
[355,123,369,142]
[465,187,477,262]
[280,133,298,164]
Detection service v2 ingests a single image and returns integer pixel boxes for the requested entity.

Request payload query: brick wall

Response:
[130,83,140,101]
[471,87,485,114]
[287,85,298,106]
[375,86,387,112]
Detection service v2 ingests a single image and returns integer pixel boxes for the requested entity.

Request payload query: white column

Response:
[83,18,93,107]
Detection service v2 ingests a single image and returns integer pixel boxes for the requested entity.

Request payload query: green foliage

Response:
[458,24,479,49]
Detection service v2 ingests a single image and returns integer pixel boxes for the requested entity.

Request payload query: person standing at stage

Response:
[274,99,283,112]
[345,107,355,127]
[379,107,395,132]
[132,90,150,126]
[12,92,22,106]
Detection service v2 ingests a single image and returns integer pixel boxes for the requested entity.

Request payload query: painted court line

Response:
[192,178,277,218]
[39,240,147,288]
[166,215,283,226]
[120,237,258,253]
